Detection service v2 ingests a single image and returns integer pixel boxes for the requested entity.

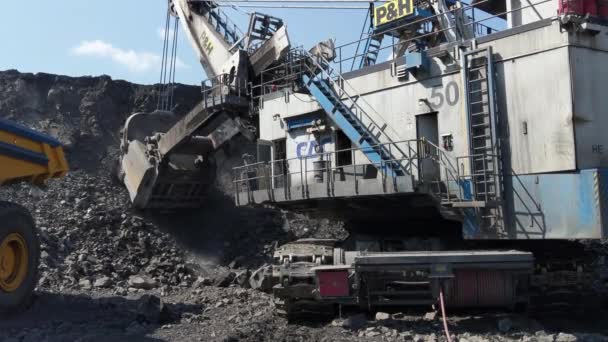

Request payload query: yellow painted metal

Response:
[0,129,68,185]
[373,0,414,27]
[0,233,29,292]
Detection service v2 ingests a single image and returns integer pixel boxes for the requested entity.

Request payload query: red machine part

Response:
[317,270,350,297]
[446,270,516,307]
[558,0,608,16]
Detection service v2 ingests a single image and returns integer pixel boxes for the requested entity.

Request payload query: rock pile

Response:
[0,69,201,170]
[1,170,197,293]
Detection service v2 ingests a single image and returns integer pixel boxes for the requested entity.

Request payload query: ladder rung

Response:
[471,172,494,176]
[470,111,489,116]
[468,89,487,95]
[468,78,487,84]
[469,100,488,106]
[472,135,490,139]
[467,64,488,72]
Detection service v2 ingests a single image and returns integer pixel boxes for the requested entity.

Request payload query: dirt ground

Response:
[2,286,608,342]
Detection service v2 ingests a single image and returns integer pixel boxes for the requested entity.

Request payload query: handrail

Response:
[201,72,248,106]
[232,138,474,205]
[330,0,550,73]
[205,2,245,46]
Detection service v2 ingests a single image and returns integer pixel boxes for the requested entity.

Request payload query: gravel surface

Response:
[0,70,607,341]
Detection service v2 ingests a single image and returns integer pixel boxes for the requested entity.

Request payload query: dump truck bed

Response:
[0,118,68,185]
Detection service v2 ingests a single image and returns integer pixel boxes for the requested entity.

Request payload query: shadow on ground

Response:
[0,291,203,342]
[146,189,294,268]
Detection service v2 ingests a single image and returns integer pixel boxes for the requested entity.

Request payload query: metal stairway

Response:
[459,47,503,233]
[191,0,244,48]
[359,29,384,68]
[300,51,411,178]
[351,10,384,71]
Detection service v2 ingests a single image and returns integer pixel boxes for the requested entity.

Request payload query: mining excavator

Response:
[117,0,290,209]
[0,119,68,314]
[118,0,608,322]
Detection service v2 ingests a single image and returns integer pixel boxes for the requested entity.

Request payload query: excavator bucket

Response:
[119,89,253,210]
[119,110,218,209]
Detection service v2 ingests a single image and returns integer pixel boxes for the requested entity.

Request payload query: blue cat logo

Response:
[296,137,332,158]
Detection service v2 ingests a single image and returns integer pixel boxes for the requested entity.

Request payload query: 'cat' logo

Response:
[296,138,332,158]
[374,0,414,27]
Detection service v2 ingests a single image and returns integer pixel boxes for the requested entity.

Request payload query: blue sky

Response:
[0,1,369,85]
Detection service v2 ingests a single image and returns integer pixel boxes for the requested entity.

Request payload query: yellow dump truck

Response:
[0,118,68,314]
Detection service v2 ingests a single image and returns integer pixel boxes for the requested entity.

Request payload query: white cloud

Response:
[70,40,189,73]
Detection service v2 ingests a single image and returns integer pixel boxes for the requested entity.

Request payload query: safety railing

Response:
[200,72,248,108]
[190,0,245,48]
[246,0,546,87]
[233,140,416,200]
[328,0,550,75]
[232,139,476,206]
[248,47,310,100]
[419,138,465,204]
[469,16,501,37]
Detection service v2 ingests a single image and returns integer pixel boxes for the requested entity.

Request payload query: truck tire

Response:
[0,201,40,315]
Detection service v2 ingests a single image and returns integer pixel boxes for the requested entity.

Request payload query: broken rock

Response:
[555,333,578,342]
[192,276,212,288]
[94,276,112,288]
[375,312,390,321]
[79,279,92,289]
[129,275,159,290]
[424,311,437,321]
[214,271,236,288]
[234,270,251,288]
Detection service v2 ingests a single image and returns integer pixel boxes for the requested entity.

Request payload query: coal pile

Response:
[0,69,201,170]
[1,170,198,293]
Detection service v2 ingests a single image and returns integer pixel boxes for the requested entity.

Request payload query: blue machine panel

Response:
[284,114,322,131]
[463,169,608,240]
[404,51,430,71]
